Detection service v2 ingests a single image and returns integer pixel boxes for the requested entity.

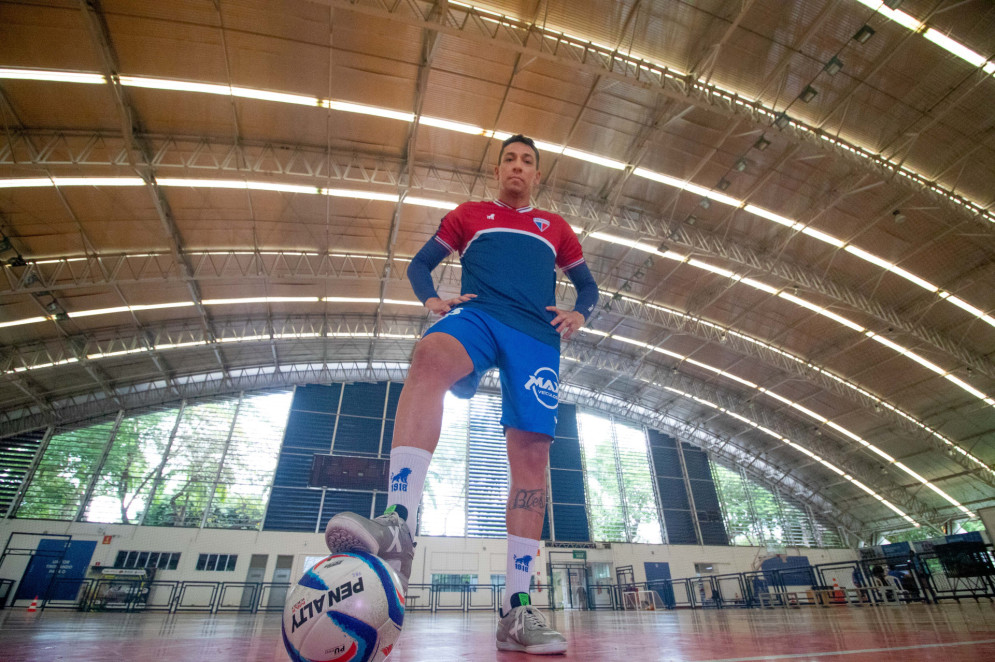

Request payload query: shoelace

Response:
[521,605,548,628]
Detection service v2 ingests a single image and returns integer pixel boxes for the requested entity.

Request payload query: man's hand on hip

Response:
[546,307,585,340]
[425,294,476,315]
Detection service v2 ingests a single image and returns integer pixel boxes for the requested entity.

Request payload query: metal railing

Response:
[10,551,992,613]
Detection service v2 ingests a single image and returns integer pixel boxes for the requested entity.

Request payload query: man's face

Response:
[495,141,540,199]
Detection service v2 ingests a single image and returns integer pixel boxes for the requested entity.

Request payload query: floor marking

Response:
[698,638,995,661]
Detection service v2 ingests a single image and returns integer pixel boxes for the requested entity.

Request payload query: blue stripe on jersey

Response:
[458,230,560,347]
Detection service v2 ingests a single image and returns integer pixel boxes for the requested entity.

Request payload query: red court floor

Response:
[1,602,994,661]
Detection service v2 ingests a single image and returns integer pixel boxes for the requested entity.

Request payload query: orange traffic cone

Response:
[26,596,39,613]
[831,578,844,603]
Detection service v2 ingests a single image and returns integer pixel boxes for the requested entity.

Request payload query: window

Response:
[420,392,509,538]
[11,390,292,530]
[711,462,845,548]
[577,412,662,544]
[17,421,117,520]
[114,550,180,570]
[431,574,478,592]
[196,553,238,571]
[421,394,469,536]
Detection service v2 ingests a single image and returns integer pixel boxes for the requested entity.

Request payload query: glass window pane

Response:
[711,464,761,545]
[204,390,292,530]
[15,422,116,520]
[466,396,509,538]
[578,412,625,542]
[82,410,178,524]
[421,393,469,537]
[145,398,239,528]
[614,422,662,544]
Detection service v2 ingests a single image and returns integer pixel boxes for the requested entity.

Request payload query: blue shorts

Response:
[424,308,559,437]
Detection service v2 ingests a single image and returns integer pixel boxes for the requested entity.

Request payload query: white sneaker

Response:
[324,505,414,592]
[496,593,567,655]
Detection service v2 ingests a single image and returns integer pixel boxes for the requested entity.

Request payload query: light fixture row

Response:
[625,296,992,478]
[0,63,995,327]
[4,328,420,370]
[854,0,995,73]
[581,226,995,411]
[5,245,990,485]
[0,287,958,522]
[1,65,990,333]
[2,175,993,412]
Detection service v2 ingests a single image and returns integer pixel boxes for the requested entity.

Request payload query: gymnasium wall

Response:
[0,518,857,592]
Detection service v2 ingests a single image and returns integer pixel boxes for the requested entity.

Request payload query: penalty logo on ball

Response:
[282,551,404,662]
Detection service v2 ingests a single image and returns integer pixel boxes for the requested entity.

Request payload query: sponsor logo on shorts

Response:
[391,467,412,493]
[524,367,558,409]
[514,554,533,572]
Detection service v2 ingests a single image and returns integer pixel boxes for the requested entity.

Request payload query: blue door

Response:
[16,539,97,601]
[644,561,675,609]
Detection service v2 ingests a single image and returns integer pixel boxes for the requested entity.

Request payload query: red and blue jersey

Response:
[432,200,586,347]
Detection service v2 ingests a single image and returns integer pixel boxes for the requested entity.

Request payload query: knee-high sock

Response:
[504,533,540,612]
[386,446,432,523]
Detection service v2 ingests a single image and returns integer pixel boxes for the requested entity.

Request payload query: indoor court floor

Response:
[1,602,994,661]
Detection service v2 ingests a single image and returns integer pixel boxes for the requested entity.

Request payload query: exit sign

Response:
[572,550,587,560]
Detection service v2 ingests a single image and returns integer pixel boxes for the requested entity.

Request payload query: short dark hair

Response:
[499,134,539,167]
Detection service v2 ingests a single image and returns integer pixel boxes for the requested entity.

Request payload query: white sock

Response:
[386,446,432,524]
[504,534,540,613]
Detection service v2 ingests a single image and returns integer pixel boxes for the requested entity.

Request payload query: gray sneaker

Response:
[496,593,567,655]
[324,505,414,592]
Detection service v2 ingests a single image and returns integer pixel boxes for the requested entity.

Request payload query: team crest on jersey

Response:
[533,217,550,232]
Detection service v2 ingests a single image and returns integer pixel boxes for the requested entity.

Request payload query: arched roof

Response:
[1,0,993,539]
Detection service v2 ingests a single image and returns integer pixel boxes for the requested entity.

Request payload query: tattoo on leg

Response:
[512,489,546,514]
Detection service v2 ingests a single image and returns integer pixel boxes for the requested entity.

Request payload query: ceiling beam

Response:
[3,243,988,484]
[6,134,987,380]
[304,0,993,233]
[78,0,231,381]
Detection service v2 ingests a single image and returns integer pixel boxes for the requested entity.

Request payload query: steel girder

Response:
[3,132,989,380]
[0,311,949,530]
[304,0,994,230]
[556,338,946,528]
[3,244,989,484]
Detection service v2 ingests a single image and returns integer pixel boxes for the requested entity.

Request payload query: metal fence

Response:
[7,549,994,614]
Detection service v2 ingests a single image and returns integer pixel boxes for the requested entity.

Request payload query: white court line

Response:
[698,637,995,662]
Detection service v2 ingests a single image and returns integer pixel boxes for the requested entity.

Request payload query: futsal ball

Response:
[282,551,405,662]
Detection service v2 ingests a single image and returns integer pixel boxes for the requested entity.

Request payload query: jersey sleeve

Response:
[433,204,466,254]
[554,217,586,271]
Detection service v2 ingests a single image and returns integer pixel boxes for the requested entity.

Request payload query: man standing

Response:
[325,134,598,654]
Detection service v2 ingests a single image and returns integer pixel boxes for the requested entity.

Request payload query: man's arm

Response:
[566,262,598,320]
[408,238,475,315]
[546,262,599,340]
